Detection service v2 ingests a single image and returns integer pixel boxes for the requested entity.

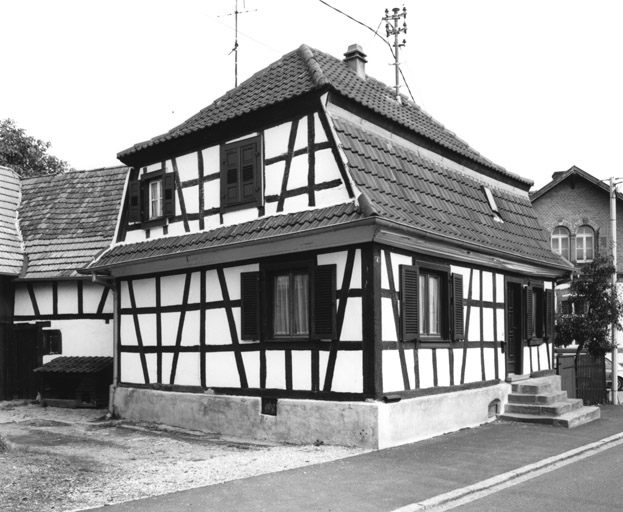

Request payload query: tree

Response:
[0,118,71,177]
[555,254,623,358]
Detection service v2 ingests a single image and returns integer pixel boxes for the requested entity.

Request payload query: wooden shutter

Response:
[221,145,240,205]
[545,289,554,339]
[526,286,534,340]
[163,173,176,217]
[240,141,258,202]
[128,179,142,223]
[313,265,336,340]
[241,272,260,340]
[400,264,420,342]
[452,273,465,341]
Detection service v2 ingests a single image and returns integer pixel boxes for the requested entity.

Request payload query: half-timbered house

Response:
[0,165,128,401]
[87,44,576,448]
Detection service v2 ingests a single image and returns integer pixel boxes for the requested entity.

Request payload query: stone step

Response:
[504,398,583,416]
[499,406,600,428]
[508,391,568,405]
[512,376,561,395]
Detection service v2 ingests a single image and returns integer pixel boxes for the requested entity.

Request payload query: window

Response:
[526,284,554,342]
[551,227,570,260]
[400,262,464,342]
[42,330,62,355]
[221,135,263,210]
[241,263,336,341]
[576,225,594,262]
[128,168,175,225]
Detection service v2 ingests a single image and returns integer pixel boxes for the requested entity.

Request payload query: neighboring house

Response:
[85,43,573,448]
[531,165,623,271]
[0,165,128,401]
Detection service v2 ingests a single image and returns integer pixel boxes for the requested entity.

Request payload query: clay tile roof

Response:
[34,356,113,374]
[117,45,525,186]
[19,166,128,279]
[88,203,363,270]
[332,117,570,269]
[0,166,24,276]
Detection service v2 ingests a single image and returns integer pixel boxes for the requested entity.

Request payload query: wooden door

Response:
[506,282,523,376]
[7,324,41,400]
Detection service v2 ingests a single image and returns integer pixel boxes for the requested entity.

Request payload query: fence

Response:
[556,350,607,405]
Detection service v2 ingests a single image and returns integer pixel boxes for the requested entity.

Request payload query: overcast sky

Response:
[1,0,621,191]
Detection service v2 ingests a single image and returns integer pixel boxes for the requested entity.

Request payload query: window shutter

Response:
[400,264,420,342]
[526,286,534,340]
[313,265,336,340]
[221,146,240,205]
[128,179,142,223]
[241,272,260,340]
[240,141,258,202]
[452,273,465,341]
[545,289,554,339]
[163,173,176,217]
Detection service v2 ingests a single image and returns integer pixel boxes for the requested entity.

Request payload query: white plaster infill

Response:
[391,431,623,512]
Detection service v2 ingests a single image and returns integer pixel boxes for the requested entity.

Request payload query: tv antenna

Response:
[383,7,407,100]
[219,0,257,87]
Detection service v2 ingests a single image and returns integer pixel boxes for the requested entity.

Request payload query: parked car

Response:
[605,355,623,391]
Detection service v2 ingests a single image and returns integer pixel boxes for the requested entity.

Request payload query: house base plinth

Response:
[111,383,509,449]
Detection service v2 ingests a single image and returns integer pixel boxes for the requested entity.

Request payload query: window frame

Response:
[128,167,176,227]
[551,226,570,260]
[220,135,263,212]
[576,225,595,263]
[42,329,62,355]
[525,282,554,346]
[400,261,464,344]
[241,261,336,342]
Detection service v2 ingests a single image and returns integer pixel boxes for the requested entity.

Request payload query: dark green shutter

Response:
[400,264,420,342]
[313,265,336,340]
[128,179,142,223]
[452,273,465,341]
[163,173,176,217]
[545,289,554,339]
[241,272,260,340]
[526,286,534,340]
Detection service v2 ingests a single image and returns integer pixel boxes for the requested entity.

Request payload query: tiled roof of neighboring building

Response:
[0,166,24,276]
[34,356,113,374]
[333,117,567,267]
[88,203,363,269]
[530,165,623,202]
[19,166,128,279]
[118,45,527,186]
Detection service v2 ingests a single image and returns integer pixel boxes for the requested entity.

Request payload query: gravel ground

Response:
[0,401,367,512]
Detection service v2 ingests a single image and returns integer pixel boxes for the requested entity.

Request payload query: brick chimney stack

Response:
[343,44,367,79]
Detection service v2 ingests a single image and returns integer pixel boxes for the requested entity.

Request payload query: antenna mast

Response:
[383,7,407,100]
[221,0,256,88]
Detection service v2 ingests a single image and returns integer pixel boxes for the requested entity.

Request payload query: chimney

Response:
[343,44,367,79]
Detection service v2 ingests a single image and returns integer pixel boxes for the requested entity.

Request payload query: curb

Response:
[392,431,623,511]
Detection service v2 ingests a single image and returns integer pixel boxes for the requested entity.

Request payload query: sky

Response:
[1,0,622,191]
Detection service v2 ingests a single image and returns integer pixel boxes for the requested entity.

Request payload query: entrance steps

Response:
[499,375,600,428]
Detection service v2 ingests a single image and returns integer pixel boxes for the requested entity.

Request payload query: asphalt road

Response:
[451,441,623,511]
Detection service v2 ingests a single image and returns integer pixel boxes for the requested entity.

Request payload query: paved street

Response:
[88,405,623,512]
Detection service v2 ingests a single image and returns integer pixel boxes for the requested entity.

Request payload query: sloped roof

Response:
[530,165,623,202]
[34,356,113,374]
[88,203,363,270]
[118,45,526,186]
[333,117,567,268]
[0,166,23,276]
[19,166,128,279]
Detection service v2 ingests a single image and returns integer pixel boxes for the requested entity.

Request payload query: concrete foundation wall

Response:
[112,382,509,449]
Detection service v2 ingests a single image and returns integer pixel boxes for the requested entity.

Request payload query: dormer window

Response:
[220,135,263,211]
[128,167,175,226]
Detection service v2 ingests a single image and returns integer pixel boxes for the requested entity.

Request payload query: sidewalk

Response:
[85,405,623,512]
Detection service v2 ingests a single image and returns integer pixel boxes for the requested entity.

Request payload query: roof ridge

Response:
[298,44,329,87]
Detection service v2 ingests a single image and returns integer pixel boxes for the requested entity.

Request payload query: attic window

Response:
[483,186,503,223]
[128,167,176,227]
[220,135,263,211]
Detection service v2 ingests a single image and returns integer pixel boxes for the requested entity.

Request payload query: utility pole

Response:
[610,177,622,404]
[383,7,407,101]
